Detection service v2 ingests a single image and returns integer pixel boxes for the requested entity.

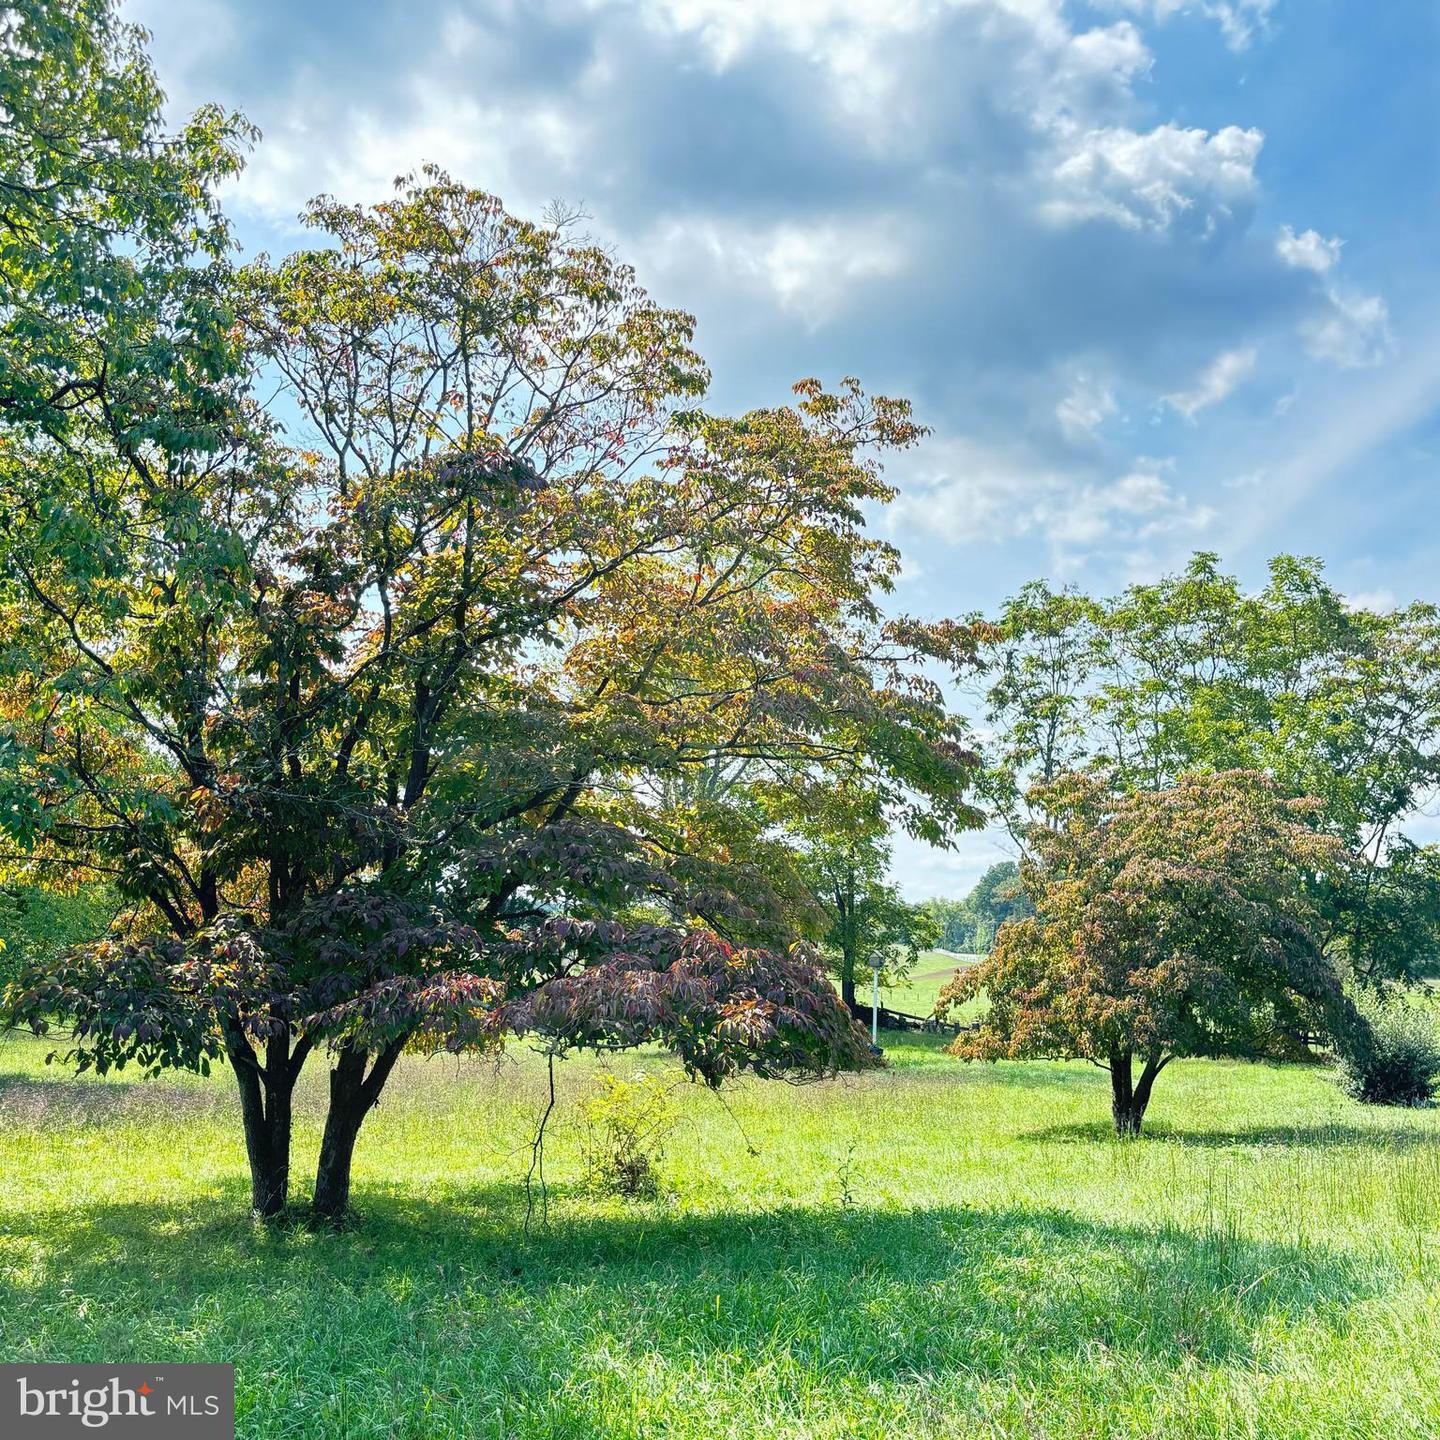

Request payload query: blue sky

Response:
[128,0,1440,897]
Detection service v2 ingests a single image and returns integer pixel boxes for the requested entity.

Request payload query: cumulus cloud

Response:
[635,215,908,326]
[1163,345,1257,419]
[1033,469,1214,551]
[625,0,946,69]
[1277,225,1343,274]
[890,438,1212,567]
[1041,123,1263,233]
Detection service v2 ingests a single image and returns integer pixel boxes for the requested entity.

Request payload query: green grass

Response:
[4,1031,1440,1438]
[882,949,980,1015]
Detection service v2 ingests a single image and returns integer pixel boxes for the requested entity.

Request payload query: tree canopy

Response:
[942,770,1368,1135]
[975,554,1440,981]
[0,7,986,1220]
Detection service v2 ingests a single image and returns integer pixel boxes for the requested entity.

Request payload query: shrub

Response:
[1337,991,1440,1107]
[578,1072,678,1199]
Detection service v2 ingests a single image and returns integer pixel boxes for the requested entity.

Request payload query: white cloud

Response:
[890,439,1211,564]
[1204,0,1277,50]
[1040,123,1262,232]
[1301,288,1393,369]
[1163,345,1257,419]
[1032,468,1214,549]
[1056,373,1118,440]
[1102,0,1277,52]
[638,216,907,326]
[626,0,948,69]
[1040,20,1152,113]
[888,438,1043,545]
[1277,225,1343,274]
[1272,225,1389,371]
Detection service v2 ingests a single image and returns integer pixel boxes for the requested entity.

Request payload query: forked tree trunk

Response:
[1109,1049,1167,1137]
[312,1047,366,1222]
[310,1039,407,1223]
[241,1084,293,1217]
[228,1030,302,1218]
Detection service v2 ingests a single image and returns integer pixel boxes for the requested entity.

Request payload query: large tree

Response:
[942,771,1367,1135]
[975,554,1440,981]
[1,117,984,1216]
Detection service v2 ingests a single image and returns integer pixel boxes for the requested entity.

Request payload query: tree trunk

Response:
[1109,1050,1139,1136]
[228,1032,297,1219]
[310,1039,407,1223]
[841,973,858,1012]
[1109,1049,1167,1137]
[312,1101,364,1222]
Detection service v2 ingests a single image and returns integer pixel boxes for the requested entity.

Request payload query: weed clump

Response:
[578,1072,677,1199]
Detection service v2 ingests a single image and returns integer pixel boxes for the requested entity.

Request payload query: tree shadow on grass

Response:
[3,1184,1376,1402]
[1027,1118,1440,1149]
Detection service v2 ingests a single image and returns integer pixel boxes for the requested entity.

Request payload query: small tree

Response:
[941,771,1367,1136]
[975,556,1440,983]
[788,787,946,1013]
[1336,990,1440,1107]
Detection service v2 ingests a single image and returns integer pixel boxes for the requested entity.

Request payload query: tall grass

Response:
[2,1032,1439,1437]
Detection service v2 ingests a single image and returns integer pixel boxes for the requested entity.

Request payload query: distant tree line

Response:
[920,862,1032,955]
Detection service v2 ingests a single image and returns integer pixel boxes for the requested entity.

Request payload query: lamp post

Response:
[871,956,881,1046]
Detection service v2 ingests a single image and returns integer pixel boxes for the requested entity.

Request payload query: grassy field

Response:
[4,1030,1440,1439]
[882,950,981,1016]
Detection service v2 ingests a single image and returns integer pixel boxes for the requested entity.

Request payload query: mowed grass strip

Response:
[3,1031,1440,1439]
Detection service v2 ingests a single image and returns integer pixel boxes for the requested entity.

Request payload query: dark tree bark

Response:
[310,1038,407,1222]
[834,869,860,1015]
[227,1028,302,1218]
[1109,1048,1168,1136]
